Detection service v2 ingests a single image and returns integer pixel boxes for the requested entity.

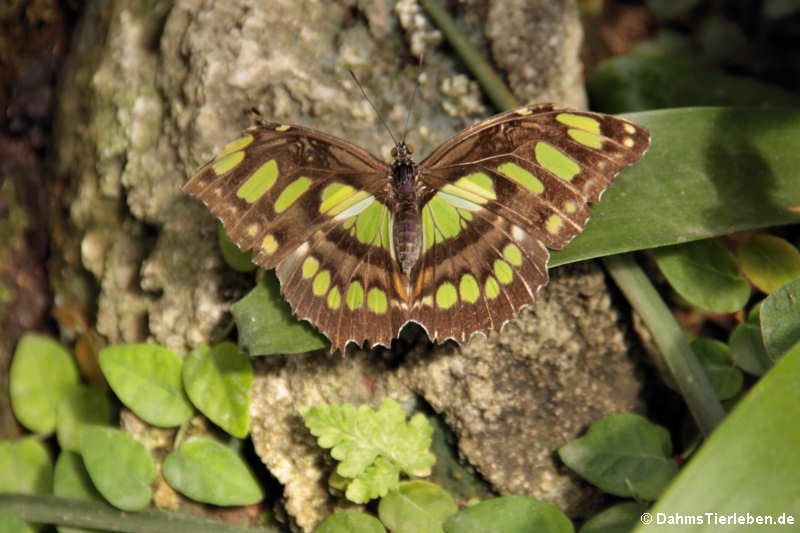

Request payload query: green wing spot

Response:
[367,287,388,314]
[440,172,496,206]
[535,142,580,182]
[346,281,364,310]
[302,257,319,279]
[546,214,563,235]
[485,276,500,299]
[503,243,523,267]
[216,134,254,160]
[568,129,604,149]
[327,286,341,309]
[428,196,462,240]
[494,259,513,285]
[213,151,245,175]
[497,162,544,194]
[262,234,278,254]
[422,205,436,251]
[320,183,372,217]
[556,113,600,134]
[436,282,458,310]
[275,177,312,213]
[355,201,390,249]
[237,159,278,203]
[459,274,480,304]
[313,271,331,296]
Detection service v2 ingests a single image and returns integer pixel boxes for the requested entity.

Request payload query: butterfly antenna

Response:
[349,69,399,146]
[401,53,424,144]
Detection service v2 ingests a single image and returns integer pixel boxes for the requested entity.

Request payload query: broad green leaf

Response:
[56,386,115,452]
[0,511,33,533]
[183,342,252,438]
[760,277,800,361]
[314,510,386,533]
[728,322,770,376]
[378,481,457,533]
[99,344,193,427]
[737,234,800,294]
[162,437,263,506]
[634,343,800,533]
[652,240,750,313]
[231,275,327,355]
[0,438,52,494]
[10,333,79,433]
[79,426,156,511]
[218,222,256,273]
[550,108,800,267]
[689,338,743,400]
[53,452,107,533]
[302,399,435,504]
[579,502,649,533]
[558,413,677,500]
[587,55,799,113]
[443,495,573,533]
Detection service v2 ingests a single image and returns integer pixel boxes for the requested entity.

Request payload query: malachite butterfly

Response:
[184,104,649,353]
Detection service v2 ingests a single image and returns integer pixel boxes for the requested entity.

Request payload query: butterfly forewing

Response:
[184,104,650,353]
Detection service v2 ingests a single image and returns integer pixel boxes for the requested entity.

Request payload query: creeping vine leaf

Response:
[301,398,435,503]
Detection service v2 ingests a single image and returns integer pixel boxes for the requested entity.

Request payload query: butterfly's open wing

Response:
[412,104,650,342]
[184,122,407,352]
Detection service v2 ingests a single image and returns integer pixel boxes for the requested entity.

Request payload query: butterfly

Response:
[183,103,649,353]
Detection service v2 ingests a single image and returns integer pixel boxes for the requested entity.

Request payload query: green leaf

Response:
[183,343,252,438]
[162,437,263,506]
[0,438,53,494]
[737,234,800,294]
[442,495,573,533]
[760,277,800,361]
[689,338,744,400]
[301,399,436,504]
[0,511,33,533]
[635,343,800,533]
[558,413,678,500]
[10,333,79,433]
[550,108,800,267]
[53,452,108,533]
[79,426,156,511]
[56,386,115,452]
[587,55,799,113]
[218,221,256,273]
[231,275,328,355]
[378,481,457,533]
[314,510,386,533]
[652,239,750,313]
[579,502,649,533]
[728,322,771,376]
[99,344,193,427]
[346,457,399,504]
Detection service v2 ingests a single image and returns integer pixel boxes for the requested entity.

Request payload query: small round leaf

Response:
[56,386,115,452]
[80,426,156,511]
[728,322,771,376]
[690,338,743,400]
[0,437,53,494]
[314,511,386,533]
[443,495,573,533]
[652,239,750,313]
[10,333,79,433]
[760,277,800,360]
[558,413,677,500]
[378,481,457,533]
[578,501,649,533]
[54,451,104,501]
[218,221,256,273]
[99,344,193,427]
[183,343,252,438]
[162,437,263,506]
[737,234,800,294]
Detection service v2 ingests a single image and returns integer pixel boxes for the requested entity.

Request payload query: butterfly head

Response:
[391,142,414,165]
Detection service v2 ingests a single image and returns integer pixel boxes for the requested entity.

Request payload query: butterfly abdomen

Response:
[391,157,421,274]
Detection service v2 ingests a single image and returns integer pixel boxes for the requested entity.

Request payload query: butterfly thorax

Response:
[390,142,421,274]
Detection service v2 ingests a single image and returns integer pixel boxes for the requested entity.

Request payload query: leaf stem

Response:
[603,254,726,435]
